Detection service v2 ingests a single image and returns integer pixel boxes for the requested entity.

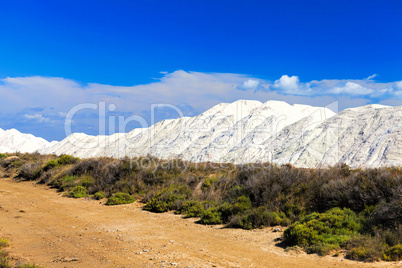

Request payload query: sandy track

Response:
[0,178,399,268]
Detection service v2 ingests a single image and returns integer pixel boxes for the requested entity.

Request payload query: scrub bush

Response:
[284,208,362,255]
[144,185,191,212]
[105,192,135,205]
[57,154,79,165]
[70,185,87,198]
[94,191,105,200]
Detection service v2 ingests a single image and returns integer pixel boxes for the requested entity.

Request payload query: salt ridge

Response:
[2,100,401,168]
[0,128,54,153]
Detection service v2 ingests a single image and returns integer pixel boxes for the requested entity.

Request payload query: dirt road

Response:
[0,178,399,268]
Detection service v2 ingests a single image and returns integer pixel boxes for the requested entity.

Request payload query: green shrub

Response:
[79,175,95,188]
[200,206,224,224]
[284,208,362,255]
[106,192,135,205]
[144,185,191,212]
[70,185,87,198]
[201,177,218,191]
[202,197,254,224]
[200,197,282,227]
[228,185,246,200]
[94,191,105,200]
[283,203,305,222]
[198,202,230,224]
[43,159,59,171]
[228,207,287,230]
[57,154,79,165]
[185,203,205,218]
[0,153,7,159]
[384,244,402,261]
[176,200,205,218]
[55,175,77,191]
[232,196,252,213]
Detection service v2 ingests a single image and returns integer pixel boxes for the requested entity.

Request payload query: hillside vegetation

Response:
[1,153,401,262]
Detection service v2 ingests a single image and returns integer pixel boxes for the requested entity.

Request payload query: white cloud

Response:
[271,75,300,93]
[0,71,271,117]
[376,81,402,96]
[237,79,261,91]
[394,81,402,90]
[0,76,88,113]
[392,82,402,97]
[366,74,377,80]
[329,82,374,96]
[4,76,80,89]
[24,114,50,123]
[1,72,401,116]
[269,75,401,98]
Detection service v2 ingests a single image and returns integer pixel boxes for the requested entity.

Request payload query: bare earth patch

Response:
[0,178,399,268]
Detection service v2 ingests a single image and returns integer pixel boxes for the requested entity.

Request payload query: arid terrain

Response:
[0,178,400,268]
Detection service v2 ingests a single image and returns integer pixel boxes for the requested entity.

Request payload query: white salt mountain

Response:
[305,105,402,168]
[0,128,55,153]
[38,100,402,168]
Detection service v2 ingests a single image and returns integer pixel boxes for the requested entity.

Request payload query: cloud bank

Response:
[269,74,402,97]
[0,70,401,140]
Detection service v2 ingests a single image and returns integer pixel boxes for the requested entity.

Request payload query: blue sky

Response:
[0,0,401,141]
